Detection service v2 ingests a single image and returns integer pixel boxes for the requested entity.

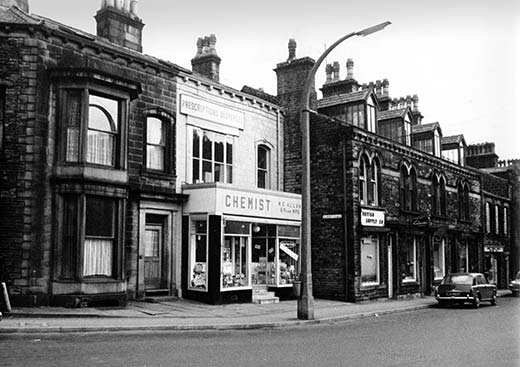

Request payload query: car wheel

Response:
[490,293,497,305]
[473,295,481,308]
[437,300,447,307]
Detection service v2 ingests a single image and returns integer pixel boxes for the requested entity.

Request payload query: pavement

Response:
[0,290,511,334]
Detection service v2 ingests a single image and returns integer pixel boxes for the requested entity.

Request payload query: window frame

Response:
[144,113,174,173]
[400,165,417,212]
[485,202,491,233]
[359,155,380,207]
[400,236,417,283]
[191,128,233,184]
[257,144,271,189]
[189,216,209,292]
[58,85,128,170]
[361,236,380,286]
[57,193,124,281]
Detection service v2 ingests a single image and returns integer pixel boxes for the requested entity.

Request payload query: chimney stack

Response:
[346,58,354,79]
[325,64,333,83]
[95,0,144,52]
[191,34,222,82]
[0,0,29,12]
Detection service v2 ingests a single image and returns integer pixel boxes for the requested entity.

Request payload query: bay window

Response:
[61,88,126,168]
[58,194,123,280]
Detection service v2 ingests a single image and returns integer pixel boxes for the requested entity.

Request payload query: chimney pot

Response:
[288,39,297,61]
[346,58,354,79]
[325,64,333,83]
[332,61,340,81]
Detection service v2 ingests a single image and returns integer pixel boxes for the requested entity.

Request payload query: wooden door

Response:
[144,225,163,289]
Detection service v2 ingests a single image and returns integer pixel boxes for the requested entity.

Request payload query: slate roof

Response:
[378,108,409,121]
[412,122,441,134]
[442,134,465,145]
[318,89,371,109]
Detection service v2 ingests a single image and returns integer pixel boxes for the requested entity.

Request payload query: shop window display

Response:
[399,236,416,282]
[432,237,446,280]
[189,219,207,291]
[222,221,249,289]
[361,236,379,285]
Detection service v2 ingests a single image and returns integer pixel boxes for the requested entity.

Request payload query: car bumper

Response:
[436,295,475,301]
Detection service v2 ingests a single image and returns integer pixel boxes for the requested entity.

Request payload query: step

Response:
[252,291,279,304]
[144,295,178,303]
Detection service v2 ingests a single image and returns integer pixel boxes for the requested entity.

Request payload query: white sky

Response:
[30,0,520,160]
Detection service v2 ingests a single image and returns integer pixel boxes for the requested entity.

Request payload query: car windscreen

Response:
[516,272,520,280]
[441,275,473,285]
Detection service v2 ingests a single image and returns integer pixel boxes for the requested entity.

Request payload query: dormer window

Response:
[366,96,377,133]
[404,116,411,146]
[433,129,441,157]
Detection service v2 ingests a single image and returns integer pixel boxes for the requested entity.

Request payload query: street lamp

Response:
[298,21,391,320]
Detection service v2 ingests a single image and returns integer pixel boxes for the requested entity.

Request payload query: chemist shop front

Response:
[181,183,302,304]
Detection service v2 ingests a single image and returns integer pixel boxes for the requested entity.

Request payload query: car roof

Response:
[445,272,482,277]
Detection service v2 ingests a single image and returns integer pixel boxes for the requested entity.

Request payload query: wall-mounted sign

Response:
[484,246,504,253]
[180,94,245,130]
[360,208,385,227]
[323,214,342,219]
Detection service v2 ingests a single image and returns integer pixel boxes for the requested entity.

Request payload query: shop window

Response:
[61,89,125,168]
[192,129,233,184]
[361,236,379,285]
[257,145,270,189]
[59,194,122,279]
[222,221,250,289]
[433,237,446,280]
[458,241,468,272]
[278,225,300,286]
[399,165,417,212]
[189,219,208,291]
[399,236,416,282]
[145,116,172,172]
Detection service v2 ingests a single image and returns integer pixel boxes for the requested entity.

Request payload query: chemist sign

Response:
[360,208,385,227]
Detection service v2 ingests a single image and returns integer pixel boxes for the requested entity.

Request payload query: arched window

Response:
[359,155,380,206]
[257,145,270,189]
[146,117,166,171]
[458,182,470,220]
[87,95,119,166]
[432,175,447,216]
[400,165,417,212]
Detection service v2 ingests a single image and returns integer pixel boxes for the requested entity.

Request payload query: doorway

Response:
[144,214,166,290]
[251,224,276,286]
[387,237,393,299]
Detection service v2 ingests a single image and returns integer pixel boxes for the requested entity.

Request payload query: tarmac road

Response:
[1,296,518,367]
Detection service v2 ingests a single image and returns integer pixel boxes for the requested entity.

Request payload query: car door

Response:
[478,275,491,299]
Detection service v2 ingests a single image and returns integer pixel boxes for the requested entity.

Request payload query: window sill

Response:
[140,168,176,180]
[401,280,419,285]
[361,282,381,289]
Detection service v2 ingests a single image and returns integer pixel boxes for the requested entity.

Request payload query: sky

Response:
[30,0,520,160]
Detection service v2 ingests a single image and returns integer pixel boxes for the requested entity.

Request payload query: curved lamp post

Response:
[298,21,391,320]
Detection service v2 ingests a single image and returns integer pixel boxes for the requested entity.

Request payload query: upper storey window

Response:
[61,88,126,169]
[192,129,233,184]
[458,182,470,221]
[257,145,270,189]
[346,96,377,134]
[432,175,447,216]
[400,165,417,212]
[145,114,174,173]
[359,155,380,206]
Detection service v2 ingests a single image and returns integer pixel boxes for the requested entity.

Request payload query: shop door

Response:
[252,238,276,285]
[144,225,163,289]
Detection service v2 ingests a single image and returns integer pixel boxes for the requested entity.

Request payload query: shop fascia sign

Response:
[180,94,245,130]
[219,188,301,221]
[360,208,385,227]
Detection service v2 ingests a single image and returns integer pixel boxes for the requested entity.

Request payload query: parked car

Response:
[435,273,496,308]
[510,271,520,297]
